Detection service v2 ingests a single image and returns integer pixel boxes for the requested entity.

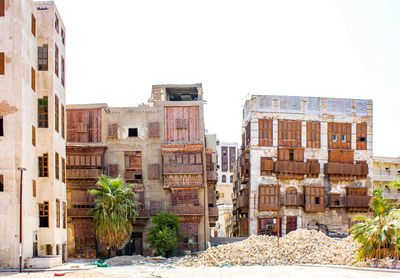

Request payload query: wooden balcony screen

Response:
[68,208,91,218]
[108,164,119,178]
[259,185,280,211]
[278,147,304,162]
[67,154,103,168]
[147,164,159,179]
[70,190,95,205]
[108,124,118,139]
[149,122,160,138]
[260,157,274,176]
[125,151,142,171]
[356,123,367,150]
[278,120,301,147]
[67,109,102,143]
[67,168,102,179]
[168,205,204,216]
[172,189,199,206]
[328,150,354,163]
[163,174,203,188]
[324,163,368,180]
[163,164,203,175]
[284,187,304,206]
[328,122,351,149]
[306,121,320,148]
[304,186,325,212]
[328,193,346,207]
[259,119,273,146]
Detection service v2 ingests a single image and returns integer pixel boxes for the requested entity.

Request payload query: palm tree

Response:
[88,175,138,256]
[350,189,400,260]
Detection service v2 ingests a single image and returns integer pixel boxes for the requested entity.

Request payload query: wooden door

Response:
[286,216,297,234]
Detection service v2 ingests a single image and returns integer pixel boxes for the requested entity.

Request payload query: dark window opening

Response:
[230,175,233,183]
[315,197,320,205]
[38,97,48,128]
[129,128,138,137]
[358,137,366,142]
[222,175,226,183]
[289,150,294,161]
[166,87,199,101]
[0,116,3,136]
[135,174,142,180]
[39,202,49,227]
[334,200,340,206]
[0,174,3,192]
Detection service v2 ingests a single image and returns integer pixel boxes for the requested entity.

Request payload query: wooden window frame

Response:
[62,202,66,229]
[148,122,159,138]
[55,152,59,180]
[147,164,159,179]
[62,157,65,183]
[32,125,36,146]
[38,44,48,71]
[0,52,4,75]
[259,185,280,211]
[39,153,48,177]
[61,56,65,87]
[56,199,60,228]
[306,121,320,148]
[55,44,59,77]
[258,119,273,146]
[356,123,367,150]
[0,174,3,192]
[278,147,304,162]
[55,95,59,132]
[31,67,36,92]
[278,120,302,147]
[328,122,351,149]
[108,124,118,139]
[0,0,4,17]
[304,186,325,212]
[31,14,36,36]
[125,151,142,171]
[61,104,65,139]
[38,97,48,128]
[260,157,274,176]
[32,180,36,197]
[39,201,49,228]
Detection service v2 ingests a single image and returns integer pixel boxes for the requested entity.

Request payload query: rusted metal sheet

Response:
[164,106,200,142]
[67,108,102,143]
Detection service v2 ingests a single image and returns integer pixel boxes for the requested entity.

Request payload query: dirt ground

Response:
[2,265,400,278]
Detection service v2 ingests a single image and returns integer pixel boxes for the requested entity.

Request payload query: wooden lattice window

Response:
[61,104,65,139]
[356,123,367,150]
[55,152,59,180]
[278,147,304,162]
[259,185,280,211]
[56,199,60,228]
[260,157,274,176]
[328,123,351,149]
[32,180,36,197]
[307,121,320,148]
[304,186,325,212]
[39,153,48,177]
[149,122,159,138]
[62,157,66,183]
[31,67,36,92]
[108,164,119,178]
[62,202,66,228]
[32,125,36,146]
[39,201,49,227]
[55,95,59,132]
[328,150,354,163]
[0,52,4,75]
[259,119,273,146]
[55,43,59,76]
[148,164,159,179]
[125,152,142,171]
[38,97,48,128]
[278,120,301,147]
[108,124,118,139]
[38,45,48,71]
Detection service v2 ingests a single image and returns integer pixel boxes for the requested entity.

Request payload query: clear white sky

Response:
[53,0,400,157]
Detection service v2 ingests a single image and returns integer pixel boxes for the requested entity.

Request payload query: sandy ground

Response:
[1,265,400,278]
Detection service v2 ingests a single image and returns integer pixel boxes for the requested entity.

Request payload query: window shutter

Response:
[0,0,4,17]
[108,164,119,178]
[31,67,36,91]
[108,124,118,139]
[149,122,159,138]
[31,14,36,36]
[0,52,4,75]
[148,164,159,179]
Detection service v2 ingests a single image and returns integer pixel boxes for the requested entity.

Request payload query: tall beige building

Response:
[0,0,67,268]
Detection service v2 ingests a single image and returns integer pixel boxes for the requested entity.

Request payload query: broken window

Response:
[31,14,36,36]
[56,199,60,228]
[306,121,320,148]
[0,116,3,136]
[38,45,48,71]
[0,174,3,192]
[39,201,49,227]
[55,95,59,132]
[166,87,199,101]
[0,52,4,74]
[55,44,59,77]
[32,125,36,146]
[259,119,273,146]
[39,153,48,177]
[31,67,36,92]
[356,123,367,150]
[128,128,138,137]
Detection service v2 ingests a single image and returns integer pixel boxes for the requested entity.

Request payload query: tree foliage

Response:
[145,211,181,257]
[88,175,137,253]
[350,189,400,260]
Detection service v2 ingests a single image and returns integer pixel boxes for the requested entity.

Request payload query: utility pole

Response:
[17,167,26,273]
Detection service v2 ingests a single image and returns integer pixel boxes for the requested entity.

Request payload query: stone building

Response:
[373,156,400,202]
[0,0,67,267]
[66,84,218,257]
[212,141,237,237]
[232,95,373,237]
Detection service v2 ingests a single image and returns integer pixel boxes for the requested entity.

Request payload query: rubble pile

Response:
[178,229,360,267]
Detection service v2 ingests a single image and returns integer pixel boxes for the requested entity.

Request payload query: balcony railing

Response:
[275,161,307,174]
[67,169,103,179]
[168,205,204,216]
[163,164,203,175]
[67,208,91,218]
[373,171,399,181]
[382,192,400,200]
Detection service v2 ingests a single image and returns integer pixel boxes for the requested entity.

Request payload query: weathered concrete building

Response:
[0,0,67,267]
[66,84,218,257]
[373,156,400,202]
[212,141,237,237]
[232,95,373,237]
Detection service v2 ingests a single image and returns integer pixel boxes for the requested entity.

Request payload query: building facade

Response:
[0,0,67,267]
[373,156,400,202]
[233,95,373,237]
[66,84,218,257]
[212,141,237,237]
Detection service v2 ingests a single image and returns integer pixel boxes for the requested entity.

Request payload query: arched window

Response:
[222,175,226,183]
[230,175,233,183]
